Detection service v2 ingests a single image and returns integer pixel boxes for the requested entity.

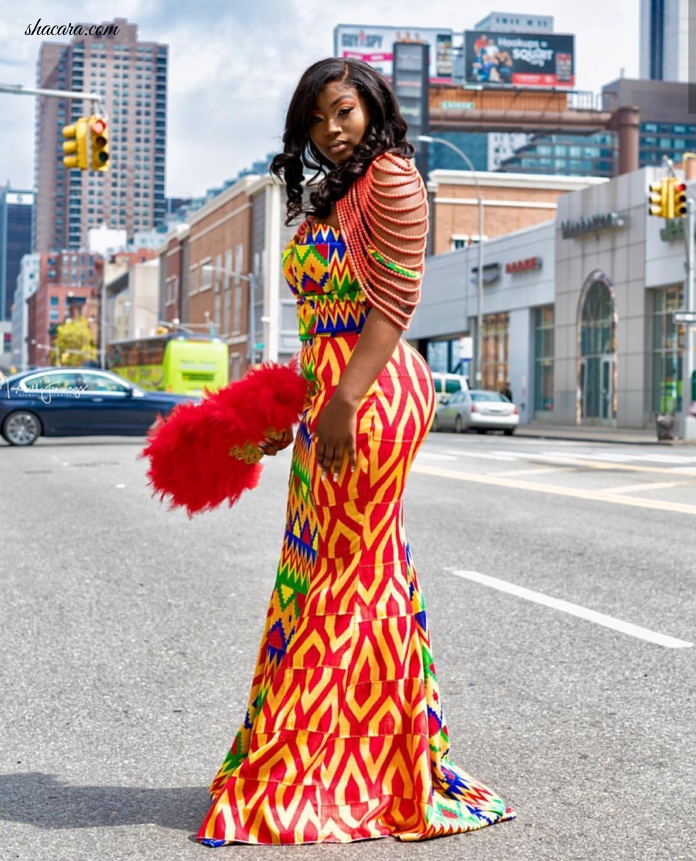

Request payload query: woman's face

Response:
[308,81,371,165]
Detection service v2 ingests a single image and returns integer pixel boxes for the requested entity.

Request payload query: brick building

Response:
[26,251,101,366]
[428,170,607,256]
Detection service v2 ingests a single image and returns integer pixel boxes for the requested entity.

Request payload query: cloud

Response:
[0,0,639,202]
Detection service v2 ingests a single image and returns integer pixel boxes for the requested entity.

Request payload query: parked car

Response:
[0,367,197,446]
[431,372,469,405]
[432,389,519,435]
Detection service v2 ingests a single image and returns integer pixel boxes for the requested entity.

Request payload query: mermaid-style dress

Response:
[196,220,514,845]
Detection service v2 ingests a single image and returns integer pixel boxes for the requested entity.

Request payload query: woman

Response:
[196,58,514,846]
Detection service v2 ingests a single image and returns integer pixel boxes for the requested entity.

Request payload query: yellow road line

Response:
[412,464,696,516]
[598,480,693,494]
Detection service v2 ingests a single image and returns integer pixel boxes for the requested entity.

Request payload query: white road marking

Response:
[507,453,696,476]
[411,463,696,515]
[534,451,638,463]
[417,452,459,461]
[450,569,693,649]
[442,449,518,461]
[492,466,577,477]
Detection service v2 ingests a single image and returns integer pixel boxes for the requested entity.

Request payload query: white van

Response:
[431,372,469,405]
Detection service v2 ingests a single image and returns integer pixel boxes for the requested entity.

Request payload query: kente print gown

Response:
[196,219,515,845]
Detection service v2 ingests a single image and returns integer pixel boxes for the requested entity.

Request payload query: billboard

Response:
[464,31,575,88]
[334,24,454,83]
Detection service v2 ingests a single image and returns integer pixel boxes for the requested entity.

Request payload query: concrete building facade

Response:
[410,165,695,430]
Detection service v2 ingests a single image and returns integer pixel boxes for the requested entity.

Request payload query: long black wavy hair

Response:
[270,58,414,225]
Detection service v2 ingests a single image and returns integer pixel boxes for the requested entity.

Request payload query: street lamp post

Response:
[418,135,485,386]
[201,265,258,364]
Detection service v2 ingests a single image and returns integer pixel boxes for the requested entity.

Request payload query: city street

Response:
[1,431,694,861]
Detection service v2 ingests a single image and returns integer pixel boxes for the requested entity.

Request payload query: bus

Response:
[106,333,229,396]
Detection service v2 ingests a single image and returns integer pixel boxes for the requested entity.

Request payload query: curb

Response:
[515,425,696,446]
[515,429,682,446]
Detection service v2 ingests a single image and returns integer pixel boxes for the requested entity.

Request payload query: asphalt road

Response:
[1,431,694,861]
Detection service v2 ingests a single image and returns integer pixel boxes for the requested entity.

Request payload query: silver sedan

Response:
[432,389,519,435]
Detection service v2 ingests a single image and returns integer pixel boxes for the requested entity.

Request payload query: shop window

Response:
[481,312,509,392]
[534,305,554,413]
[652,284,684,414]
[451,234,486,251]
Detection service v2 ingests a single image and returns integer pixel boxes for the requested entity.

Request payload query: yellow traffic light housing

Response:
[672,181,688,218]
[62,118,88,170]
[88,115,109,171]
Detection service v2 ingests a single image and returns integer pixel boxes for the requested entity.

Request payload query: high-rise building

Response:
[640,0,690,81]
[0,187,34,321]
[34,18,167,253]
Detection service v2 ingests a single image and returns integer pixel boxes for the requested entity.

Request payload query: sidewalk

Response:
[515,422,685,445]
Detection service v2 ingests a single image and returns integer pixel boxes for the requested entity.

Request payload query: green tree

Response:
[55,317,97,367]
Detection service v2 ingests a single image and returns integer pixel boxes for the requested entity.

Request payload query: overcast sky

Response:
[0,0,639,199]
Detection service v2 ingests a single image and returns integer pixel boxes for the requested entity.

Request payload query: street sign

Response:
[673,311,696,323]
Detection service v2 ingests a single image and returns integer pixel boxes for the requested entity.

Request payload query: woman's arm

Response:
[315,157,428,476]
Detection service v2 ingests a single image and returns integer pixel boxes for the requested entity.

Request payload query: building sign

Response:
[661,219,685,241]
[464,30,575,88]
[5,192,34,206]
[560,212,625,239]
[470,262,501,285]
[440,100,476,110]
[505,256,542,274]
[334,25,454,82]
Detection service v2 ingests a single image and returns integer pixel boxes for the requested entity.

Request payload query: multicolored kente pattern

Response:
[196,221,514,845]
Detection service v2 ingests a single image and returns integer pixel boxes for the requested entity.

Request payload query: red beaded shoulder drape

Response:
[336,152,428,330]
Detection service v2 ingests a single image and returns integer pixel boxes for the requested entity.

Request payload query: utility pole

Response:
[683,197,696,439]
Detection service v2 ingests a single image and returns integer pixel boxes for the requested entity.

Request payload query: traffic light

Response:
[648,178,669,217]
[671,181,688,218]
[89,115,109,171]
[62,118,88,170]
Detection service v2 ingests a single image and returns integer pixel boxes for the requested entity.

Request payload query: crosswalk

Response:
[420,446,696,470]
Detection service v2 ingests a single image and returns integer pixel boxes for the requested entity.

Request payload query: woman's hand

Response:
[314,392,358,476]
[258,426,294,457]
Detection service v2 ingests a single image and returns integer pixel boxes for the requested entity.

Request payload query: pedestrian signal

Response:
[62,118,88,170]
[672,181,688,218]
[89,115,109,171]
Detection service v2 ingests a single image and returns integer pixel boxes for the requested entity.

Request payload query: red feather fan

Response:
[140,361,309,517]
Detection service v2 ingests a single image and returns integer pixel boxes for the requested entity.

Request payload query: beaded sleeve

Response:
[336,152,428,330]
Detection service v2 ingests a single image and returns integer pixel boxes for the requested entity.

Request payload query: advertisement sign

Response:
[334,24,454,83]
[464,30,575,88]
